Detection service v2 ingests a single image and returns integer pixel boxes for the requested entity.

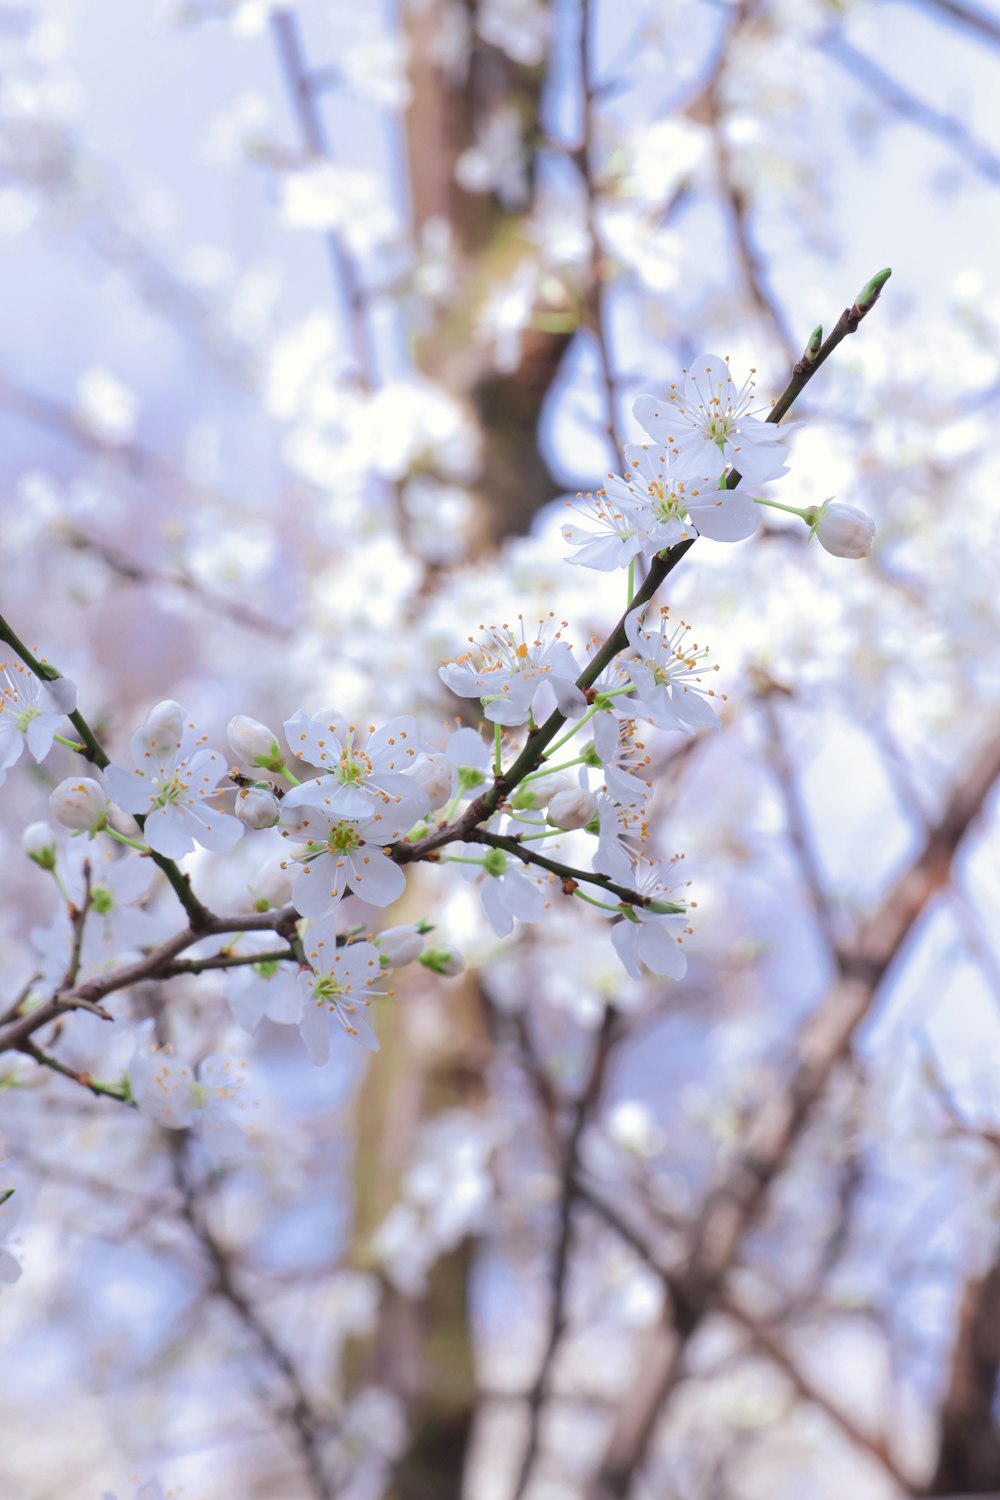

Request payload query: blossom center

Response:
[327,822,363,855]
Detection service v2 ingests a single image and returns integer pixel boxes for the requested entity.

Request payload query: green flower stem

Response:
[545,703,600,759]
[278,763,301,785]
[627,559,635,607]
[494,723,503,776]
[574,890,623,913]
[52,733,86,752]
[522,754,589,782]
[440,854,490,867]
[753,496,811,520]
[104,827,150,854]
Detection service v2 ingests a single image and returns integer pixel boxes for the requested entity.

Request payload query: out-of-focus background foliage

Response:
[2,0,1000,1496]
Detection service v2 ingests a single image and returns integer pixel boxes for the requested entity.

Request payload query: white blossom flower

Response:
[439,614,586,727]
[298,921,387,1062]
[279,162,399,257]
[224,935,302,1035]
[634,354,791,485]
[371,1109,497,1294]
[283,711,428,823]
[594,792,649,884]
[455,103,528,208]
[0,660,76,783]
[280,786,413,915]
[621,607,724,733]
[75,367,137,445]
[49,775,108,833]
[622,443,762,545]
[561,484,648,571]
[128,1020,251,1158]
[469,846,549,937]
[105,702,244,859]
[810,498,876,558]
[610,862,691,981]
[592,712,653,807]
[476,0,550,64]
[32,843,167,986]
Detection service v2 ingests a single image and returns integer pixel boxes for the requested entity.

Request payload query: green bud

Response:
[458,766,485,789]
[510,787,540,809]
[856,267,891,312]
[802,325,823,365]
[482,848,507,877]
[91,885,114,915]
[23,822,57,870]
[419,948,464,976]
[582,743,603,768]
[584,814,601,836]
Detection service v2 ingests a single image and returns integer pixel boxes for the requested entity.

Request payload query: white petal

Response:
[299,998,331,1066]
[143,805,196,858]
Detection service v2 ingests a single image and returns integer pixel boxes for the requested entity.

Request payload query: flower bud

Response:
[547,787,598,830]
[420,947,464,976]
[810,500,875,559]
[228,715,284,771]
[140,700,186,759]
[235,786,280,830]
[482,848,507,877]
[510,773,566,810]
[23,821,57,869]
[408,752,455,812]
[50,776,108,834]
[377,925,425,967]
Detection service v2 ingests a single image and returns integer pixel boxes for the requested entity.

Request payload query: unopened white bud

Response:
[420,947,464,976]
[408,752,455,812]
[228,715,284,770]
[50,776,108,833]
[143,699,186,757]
[235,786,280,830]
[23,821,57,868]
[547,787,598,830]
[378,925,425,966]
[510,773,567,811]
[811,499,875,559]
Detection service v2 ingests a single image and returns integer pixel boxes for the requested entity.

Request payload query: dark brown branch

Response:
[511,1009,618,1500]
[171,1138,336,1500]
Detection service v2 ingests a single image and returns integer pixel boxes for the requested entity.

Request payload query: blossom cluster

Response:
[0,353,877,1124]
